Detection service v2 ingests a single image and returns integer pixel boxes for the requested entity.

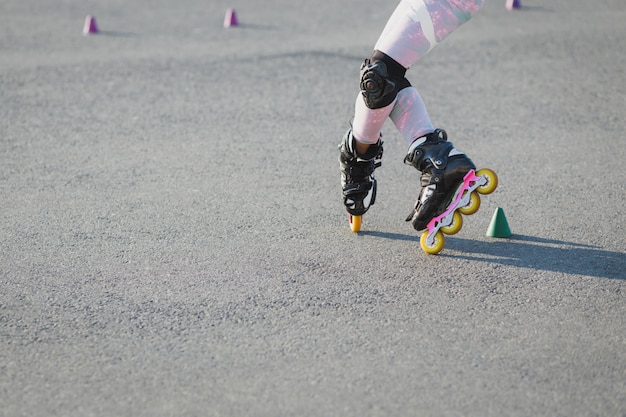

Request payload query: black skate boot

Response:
[338,129,383,216]
[404,129,476,231]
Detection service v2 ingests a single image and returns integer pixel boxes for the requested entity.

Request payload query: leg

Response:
[375,0,484,69]
[339,0,485,219]
[389,86,433,144]
[352,0,485,146]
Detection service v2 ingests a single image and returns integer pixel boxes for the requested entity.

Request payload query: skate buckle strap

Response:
[421,172,442,186]
[404,149,421,166]
[343,161,375,178]
[343,180,373,195]
[404,133,451,170]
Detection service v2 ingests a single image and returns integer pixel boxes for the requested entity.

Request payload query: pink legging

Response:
[352,0,485,145]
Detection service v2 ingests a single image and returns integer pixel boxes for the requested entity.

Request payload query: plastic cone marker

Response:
[506,0,521,10]
[224,9,238,28]
[486,207,512,238]
[83,15,98,35]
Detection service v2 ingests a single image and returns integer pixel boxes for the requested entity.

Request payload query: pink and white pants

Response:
[352,0,485,145]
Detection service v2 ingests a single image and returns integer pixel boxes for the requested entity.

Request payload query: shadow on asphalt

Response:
[360,231,625,280]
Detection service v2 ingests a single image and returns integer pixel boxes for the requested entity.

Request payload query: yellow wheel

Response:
[441,211,463,235]
[458,191,481,215]
[420,230,446,255]
[349,214,362,233]
[476,168,498,195]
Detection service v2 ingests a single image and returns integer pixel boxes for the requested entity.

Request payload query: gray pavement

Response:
[1,0,625,416]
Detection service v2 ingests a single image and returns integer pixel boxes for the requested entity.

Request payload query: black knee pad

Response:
[360,51,411,109]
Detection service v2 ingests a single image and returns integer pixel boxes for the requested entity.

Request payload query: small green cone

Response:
[486,207,512,238]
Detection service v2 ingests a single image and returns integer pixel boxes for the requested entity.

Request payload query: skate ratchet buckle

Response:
[420,168,498,254]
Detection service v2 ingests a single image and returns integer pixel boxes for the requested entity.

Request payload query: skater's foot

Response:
[404,129,475,231]
[338,128,383,216]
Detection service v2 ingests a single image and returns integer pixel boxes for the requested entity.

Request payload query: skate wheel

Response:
[458,191,481,215]
[420,230,445,255]
[349,214,362,233]
[476,168,498,195]
[441,211,463,235]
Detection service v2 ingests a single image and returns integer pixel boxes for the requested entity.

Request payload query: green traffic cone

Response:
[486,207,512,238]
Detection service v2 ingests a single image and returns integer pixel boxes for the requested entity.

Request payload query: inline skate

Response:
[338,128,383,232]
[404,129,498,254]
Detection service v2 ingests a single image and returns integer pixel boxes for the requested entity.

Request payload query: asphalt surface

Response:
[1,0,625,416]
